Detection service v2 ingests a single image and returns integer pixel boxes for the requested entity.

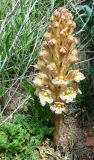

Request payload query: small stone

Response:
[85,137,94,147]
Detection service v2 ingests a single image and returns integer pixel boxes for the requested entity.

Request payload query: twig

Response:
[73,6,93,36]
[1,82,20,114]
[0,0,38,72]
[0,0,20,34]
[75,57,94,65]
[0,96,30,126]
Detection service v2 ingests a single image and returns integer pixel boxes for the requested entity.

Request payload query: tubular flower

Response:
[50,102,67,114]
[36,89,54,106]
[60,87,81,103]
[33,73,50,87]
[67,70,85,82]
[33,7,85,114]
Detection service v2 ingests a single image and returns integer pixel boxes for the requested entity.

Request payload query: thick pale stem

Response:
[53,114,62,150]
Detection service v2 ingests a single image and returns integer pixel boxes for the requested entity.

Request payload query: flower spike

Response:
[33,7,85,114]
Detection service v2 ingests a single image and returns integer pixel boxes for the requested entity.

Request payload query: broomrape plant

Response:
[33,7,85,114]
[33,7,85,149]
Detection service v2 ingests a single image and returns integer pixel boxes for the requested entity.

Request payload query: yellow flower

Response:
[52,75,69,85]
[38,89,53,106]
[60,87,78,103]
[50,102,67,114]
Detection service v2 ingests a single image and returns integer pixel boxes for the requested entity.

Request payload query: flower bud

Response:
[44,32,52,41]
[46,63,58,75]
[54,22,59,28]
[54,10,61,18]
[48,38,57,47]
[59,47,67,55]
